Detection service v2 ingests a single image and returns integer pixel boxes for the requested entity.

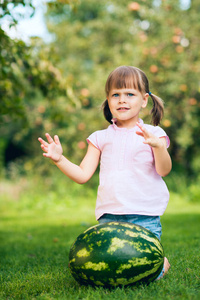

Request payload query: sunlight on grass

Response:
[0,175,200,299]
[165,192,200,215]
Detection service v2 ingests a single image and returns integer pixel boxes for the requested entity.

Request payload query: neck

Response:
[115,118,140,129]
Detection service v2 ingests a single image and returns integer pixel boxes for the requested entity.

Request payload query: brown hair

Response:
[102,66,164,126]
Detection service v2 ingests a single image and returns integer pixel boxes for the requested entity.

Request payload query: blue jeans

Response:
[98,213,162,240]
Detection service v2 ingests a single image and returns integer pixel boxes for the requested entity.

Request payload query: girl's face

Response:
[107,87,148,128]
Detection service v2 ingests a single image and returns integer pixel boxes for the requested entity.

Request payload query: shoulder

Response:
[87,126,111,151]
[143,123,170,147]
[143,123,167,136]
[88,127,110,138]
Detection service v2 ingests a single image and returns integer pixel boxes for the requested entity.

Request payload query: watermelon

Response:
[68,222,164,287]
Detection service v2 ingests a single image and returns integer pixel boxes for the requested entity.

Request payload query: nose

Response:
[118,94,126,103]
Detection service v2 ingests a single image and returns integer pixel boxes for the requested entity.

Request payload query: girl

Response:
[38,66,172,279]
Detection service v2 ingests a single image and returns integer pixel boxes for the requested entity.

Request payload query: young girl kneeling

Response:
[38,66,172,279]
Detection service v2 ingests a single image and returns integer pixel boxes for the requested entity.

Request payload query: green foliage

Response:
[1,0,200,178]
[0,1,87,170]
[45,0,200,176]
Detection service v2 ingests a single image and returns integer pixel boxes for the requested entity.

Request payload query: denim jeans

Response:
[98,213,162,240]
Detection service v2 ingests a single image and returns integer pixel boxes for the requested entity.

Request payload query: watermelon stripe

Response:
[110,264,160,286]
[116,257,161,274]
[124,229,142,238]
[107,237,131,254]
[84,261,109,271]
[76,248,90,258]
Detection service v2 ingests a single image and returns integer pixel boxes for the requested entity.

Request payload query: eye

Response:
[127,93,134,97]
[112,93,119,97]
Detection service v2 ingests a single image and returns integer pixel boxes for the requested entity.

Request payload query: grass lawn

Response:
[0,176,200,299]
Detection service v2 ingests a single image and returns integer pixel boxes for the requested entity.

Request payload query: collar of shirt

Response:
[111,118,144,131]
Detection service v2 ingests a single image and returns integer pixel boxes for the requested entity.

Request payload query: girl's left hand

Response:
[136,122,166,148]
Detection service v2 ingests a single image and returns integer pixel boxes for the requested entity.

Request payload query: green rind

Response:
[69,222,164,287]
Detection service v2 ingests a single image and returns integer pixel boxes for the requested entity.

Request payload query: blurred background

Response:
[1,0,200,203]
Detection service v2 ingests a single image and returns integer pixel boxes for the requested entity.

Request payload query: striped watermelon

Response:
[68,222,164,287]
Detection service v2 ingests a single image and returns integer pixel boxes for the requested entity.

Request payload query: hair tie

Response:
[149,92,152,96]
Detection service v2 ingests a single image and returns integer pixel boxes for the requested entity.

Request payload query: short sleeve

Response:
[87,131,101,150]
[87,128,108,151]
[153,126,170,148]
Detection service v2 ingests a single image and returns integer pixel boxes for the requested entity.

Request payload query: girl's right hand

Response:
[38,133,63,162]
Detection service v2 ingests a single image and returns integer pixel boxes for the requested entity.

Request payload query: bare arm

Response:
[38,133,100,184]
[136,122,172,177]
[151,138,172,177]
[55,143,100,184]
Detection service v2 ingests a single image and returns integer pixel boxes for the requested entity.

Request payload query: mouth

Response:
[117,107,130,111]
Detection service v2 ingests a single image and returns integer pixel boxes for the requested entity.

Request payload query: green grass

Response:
[0,174,200,300]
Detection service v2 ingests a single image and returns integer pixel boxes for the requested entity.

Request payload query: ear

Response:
[142,93,149,108]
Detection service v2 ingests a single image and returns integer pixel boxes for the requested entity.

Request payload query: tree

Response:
[0,0,78,171]
[1,0,200,178]
[44,0,200,176]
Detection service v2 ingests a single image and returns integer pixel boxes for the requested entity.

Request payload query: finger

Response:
[45,133,54,144]
[136,123,147,137]
[137,123,147,134]
[41,144,48,152]
[38,137,49,147]
[54,135,61,145]
[136,131,144,137]
[137,124,151,139]
[143,140,149,144]
[143,138,155,146]
[136,122,143,131]
[38,137,45,144]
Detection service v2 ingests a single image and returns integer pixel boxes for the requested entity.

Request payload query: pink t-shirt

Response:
[87,119,170,220]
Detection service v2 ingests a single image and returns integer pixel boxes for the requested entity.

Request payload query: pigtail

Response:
[149,93,164,126]
[102,99,113,124]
